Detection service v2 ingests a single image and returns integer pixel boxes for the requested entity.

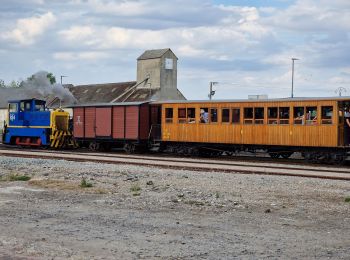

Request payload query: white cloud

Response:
[53,51,108,61]
[58,26,94,41]
[2,12,56,45]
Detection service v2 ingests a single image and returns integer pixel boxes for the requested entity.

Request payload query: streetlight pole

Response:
[208,81,218,100]
[291,58,299,98]
[60,75,67,85]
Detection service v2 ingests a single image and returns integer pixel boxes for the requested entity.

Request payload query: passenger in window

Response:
[345,107,350,145]
[200,109,209,123]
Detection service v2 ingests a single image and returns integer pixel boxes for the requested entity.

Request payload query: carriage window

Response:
[306,106,317,125]
[200,108,209,123]
[187,108,196,123]
[165,108,173,123]
[279,107,290,125]
[222,108,230,123]
[178,108,186,123]
[294,107,305,125]
[9,103,18,113]
[321,106,333,125]
[210,108,218,123]
[244,108,253,124]
[268,107,278,124]
[254,107,264,124]
[232,108,240,124]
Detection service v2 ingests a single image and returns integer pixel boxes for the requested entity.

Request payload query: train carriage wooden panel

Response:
[160,99,341,148]
[95,107,112,137]
[112,106,125,139]
[125,106,139,139]
[73,107,84,138]
[83,107,96,138]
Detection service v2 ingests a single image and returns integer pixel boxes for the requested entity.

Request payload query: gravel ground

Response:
[0,156,349,259]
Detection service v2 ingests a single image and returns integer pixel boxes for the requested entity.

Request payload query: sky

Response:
[0,0,349,100]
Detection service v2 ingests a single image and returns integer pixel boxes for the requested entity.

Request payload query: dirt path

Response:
[0,156,349,259]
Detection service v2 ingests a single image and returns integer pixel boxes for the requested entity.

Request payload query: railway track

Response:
[0,147,349,181]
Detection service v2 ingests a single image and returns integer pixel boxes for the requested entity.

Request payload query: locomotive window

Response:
[178,108,186,123]
[279,107,290,125]
[165,108,173,123]
[222,108,230,123]
[9,103,18,113]
[187,108,196,123]
[232,108,240,124]
[210,108,218,123]
[244,108,253,124]
[35,104,45,111]
[268,107,278,124]
[254,107,264,124]
[294,107,305,125]
[305,106,317,125]
[200,108,209,123]
[321,106,333,125]
[25,102,31,111]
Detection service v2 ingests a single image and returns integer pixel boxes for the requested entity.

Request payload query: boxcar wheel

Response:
[89,142,100,151]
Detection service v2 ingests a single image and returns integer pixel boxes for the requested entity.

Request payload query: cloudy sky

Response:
[0,0,349,99]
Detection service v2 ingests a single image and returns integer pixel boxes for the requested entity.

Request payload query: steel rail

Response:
[0,149,349,181]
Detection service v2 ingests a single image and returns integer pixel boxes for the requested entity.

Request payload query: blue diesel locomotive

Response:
[2,98,76,148]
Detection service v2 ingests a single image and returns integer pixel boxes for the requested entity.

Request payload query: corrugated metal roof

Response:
[68,81,160,104]
[137,48,176,60]
[66,101,149,108]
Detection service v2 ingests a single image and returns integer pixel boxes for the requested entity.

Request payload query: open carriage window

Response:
[293,107,305,125]
[268,107,278,124]
[279,107,290,125]
[244,108,253,124]
[210,108,218,123]
[321,106,333,125]
[165,108,173,123]
[187,108,196,123]
[200,108,209,123]
[306,106,317,125]
[254,107,264,124]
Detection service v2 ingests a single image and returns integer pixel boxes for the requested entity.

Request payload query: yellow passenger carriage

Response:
[155,97,350,163]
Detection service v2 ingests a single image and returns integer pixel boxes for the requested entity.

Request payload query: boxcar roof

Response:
[151,96,350,104]
[66,101,149,108]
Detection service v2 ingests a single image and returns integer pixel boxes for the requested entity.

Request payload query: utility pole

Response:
[291,58,299,98]
[208,81,218,100]
[60,75,67,85]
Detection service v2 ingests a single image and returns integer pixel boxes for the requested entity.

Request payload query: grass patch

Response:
[345,197,350,203]
[1,174,31,182]
[80,178,93,188]
[130,183,141,196]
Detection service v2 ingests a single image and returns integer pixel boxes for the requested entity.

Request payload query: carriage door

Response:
[339,101,350,146]
[95,107,112,137]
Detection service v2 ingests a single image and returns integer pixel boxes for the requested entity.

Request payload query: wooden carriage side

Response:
[159,98,348,148]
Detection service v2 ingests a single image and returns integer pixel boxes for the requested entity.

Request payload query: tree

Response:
[47,73,56,84]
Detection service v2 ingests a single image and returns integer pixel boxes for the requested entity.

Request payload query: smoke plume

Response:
[0,71,77,108]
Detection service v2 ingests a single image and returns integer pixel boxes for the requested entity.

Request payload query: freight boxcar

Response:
[71,102,153,153]
[155,97,350,163]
